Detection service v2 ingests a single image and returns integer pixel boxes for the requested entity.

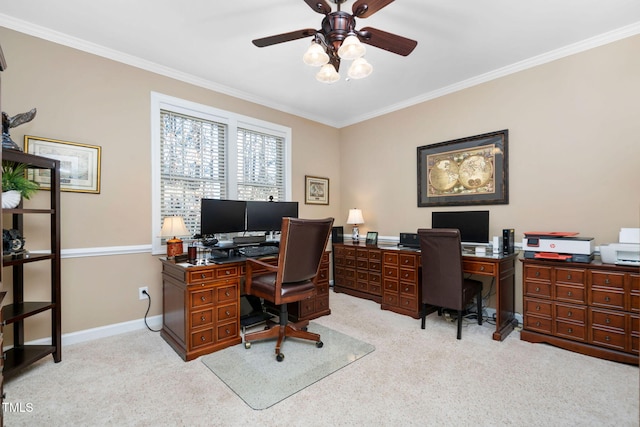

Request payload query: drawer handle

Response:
[201,316,206,321]
[225,271,230,275]
[225,328,230,335]
[201,273,206,279]
[535,287,540,292]
[535,305,541,311]
[567,311,572,317]
[604,296,611,302]
[535,321,541,327]
[567,328,573,333]
[605,335,611,342]
[535,271,540,277]
[605,278,610,284]
[480,266,485,271]
[201,296,206,302]
[201,336,206,342]
[225,290,231,297]
[225,310,231,317]
[567,274,572,280]
[404,287,409,292]
[567,291,572,297]
[605,317,611,324]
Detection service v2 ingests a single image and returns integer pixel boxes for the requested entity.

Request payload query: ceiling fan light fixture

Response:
[337,34,366,60]
[316,63,340,84]
[347,57,373,79]
[303,41,329,66]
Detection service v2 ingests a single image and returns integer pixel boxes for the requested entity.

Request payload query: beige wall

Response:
[0,27,341,340]
[1,27,638,339]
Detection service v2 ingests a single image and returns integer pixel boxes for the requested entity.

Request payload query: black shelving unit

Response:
[1,149,61,377]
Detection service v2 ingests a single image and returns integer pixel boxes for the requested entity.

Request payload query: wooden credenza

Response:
[160,252,331,361]
[333,242,519,341]
[520,258,639,364]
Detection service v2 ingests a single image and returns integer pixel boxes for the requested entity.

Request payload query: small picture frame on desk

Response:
[365,231,378,246]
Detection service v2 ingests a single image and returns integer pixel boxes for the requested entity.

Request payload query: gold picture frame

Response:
[24,135,101,194]
[417,130,508,207]
[305,175,329,205]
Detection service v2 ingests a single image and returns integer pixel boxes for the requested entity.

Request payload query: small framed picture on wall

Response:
[305,175,329,205]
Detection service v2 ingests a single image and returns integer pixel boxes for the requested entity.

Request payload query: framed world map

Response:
[417,130,508,207]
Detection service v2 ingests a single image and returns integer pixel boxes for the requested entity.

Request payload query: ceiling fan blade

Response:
[359,27,417,56]
[252,29,317,48]
[304,0,332,15]
[352,0,395,18]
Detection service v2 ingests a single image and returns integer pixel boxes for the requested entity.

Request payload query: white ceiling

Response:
[1,0,639,128]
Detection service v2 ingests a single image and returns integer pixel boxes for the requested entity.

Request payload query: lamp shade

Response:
[338,34,366,60]
[303,42,329,66]
[348,57,373,79]
[316,63,340,84]
[160,216,189,238]
[346,208,364,225]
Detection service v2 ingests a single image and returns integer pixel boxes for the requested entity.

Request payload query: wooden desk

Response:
[333,242,519,341]
[159,252,330,361]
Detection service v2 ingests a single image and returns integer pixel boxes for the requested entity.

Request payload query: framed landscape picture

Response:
[24,135,101,194]
[305,175,329,205]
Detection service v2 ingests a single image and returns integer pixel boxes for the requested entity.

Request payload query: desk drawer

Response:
[590,289,624,310]
[383,292,398,306]
[383,266,398,280]
[399,268,416,283]
[590,327,626,351]
[589,308,625,332]
[215,266,238,279]
[463,260,495,276]
[590,270,625,289]
[524,280,552,299]
[555,284,586,305]
[383,252,398,265]
[555,303,586,323]
[554,268,585,285]
[216,284,237,304]
[216,321,238,342]
[524,298,552,318]
[191,289,214,309]
[191,308,214,328]
[525,315,552,334]
[189,270,215,284]
[216,303,237,322]
[524,265,552,281]
[555,320,586,341]
[190,328,214,349]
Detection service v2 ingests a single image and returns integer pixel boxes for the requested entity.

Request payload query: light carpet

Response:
[201,322,375,409]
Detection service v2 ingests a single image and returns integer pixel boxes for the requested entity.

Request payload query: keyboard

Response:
[239,245,279,257]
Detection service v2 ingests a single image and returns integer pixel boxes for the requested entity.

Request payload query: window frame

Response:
[151,92,292,255]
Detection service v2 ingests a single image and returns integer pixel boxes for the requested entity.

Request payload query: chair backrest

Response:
[277,217,334,285]
[418,228,465,310]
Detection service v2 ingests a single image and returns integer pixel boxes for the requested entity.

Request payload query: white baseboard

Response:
[23,315,163,347]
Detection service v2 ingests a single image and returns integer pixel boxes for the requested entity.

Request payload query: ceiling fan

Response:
[252,0,418,82]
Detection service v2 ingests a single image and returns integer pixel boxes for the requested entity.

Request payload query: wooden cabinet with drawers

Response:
[381,250,420,318]
[161,260,242,361]
[286,252,332,321]
[521,259,638,364]
[333,244,382,303]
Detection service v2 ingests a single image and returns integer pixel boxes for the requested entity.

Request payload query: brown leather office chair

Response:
[244,217,334,361]
[418,228,483,339]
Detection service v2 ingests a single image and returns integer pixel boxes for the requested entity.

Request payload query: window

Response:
[151,93,291,254]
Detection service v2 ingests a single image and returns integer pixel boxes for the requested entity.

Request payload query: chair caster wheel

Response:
[244,342,251,349]
[316,341,323,348]
[301,326,308,331]
[276,353,285,362]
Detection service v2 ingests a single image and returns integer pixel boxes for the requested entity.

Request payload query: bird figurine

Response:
[2,108,37,151]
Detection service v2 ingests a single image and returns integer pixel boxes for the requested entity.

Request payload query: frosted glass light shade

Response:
[303,42,329,66]
[316,63,340,83]
[338,35,366,60]
[348,57,373,79]
[346,208,364,225]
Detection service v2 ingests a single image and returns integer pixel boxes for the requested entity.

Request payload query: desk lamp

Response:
[346,208,364,243]
[161,216,189,258]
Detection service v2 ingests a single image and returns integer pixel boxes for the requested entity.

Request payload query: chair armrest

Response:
[246,257,278,272]
[245,258,278,294]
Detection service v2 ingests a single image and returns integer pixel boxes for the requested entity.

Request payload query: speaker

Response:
[331,226,344,244]
[503,228,515,255]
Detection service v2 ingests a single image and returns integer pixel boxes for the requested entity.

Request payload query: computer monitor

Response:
[200,199,246,235]
[245,201,299,233]
[431,210,490,244]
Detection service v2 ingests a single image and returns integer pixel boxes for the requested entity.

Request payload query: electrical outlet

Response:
[138,286,149,300]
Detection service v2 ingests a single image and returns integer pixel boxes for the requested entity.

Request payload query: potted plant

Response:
[2,161,40,208]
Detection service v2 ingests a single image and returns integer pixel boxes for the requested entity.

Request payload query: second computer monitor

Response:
[246,201,299,233]
[431,210,489,244]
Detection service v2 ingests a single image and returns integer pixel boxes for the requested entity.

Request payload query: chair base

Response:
[243,307,322,361]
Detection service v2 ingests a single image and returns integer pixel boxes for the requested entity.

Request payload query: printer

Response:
[600,228,640,267]
[523,231,595,263]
